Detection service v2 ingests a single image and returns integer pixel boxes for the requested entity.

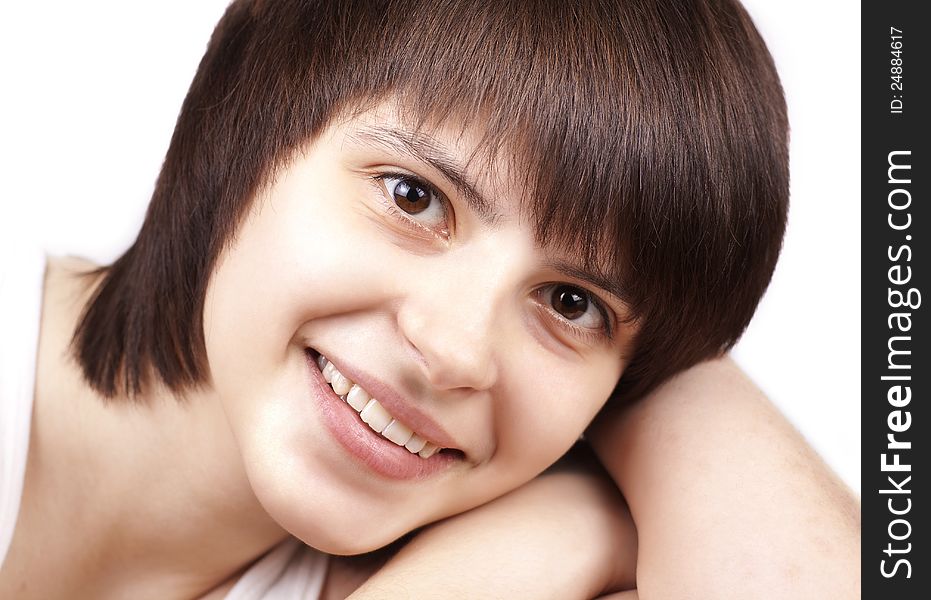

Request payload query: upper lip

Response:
[314,349,463,454]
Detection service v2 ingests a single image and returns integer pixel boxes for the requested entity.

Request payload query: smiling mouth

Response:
[307,349,464,461]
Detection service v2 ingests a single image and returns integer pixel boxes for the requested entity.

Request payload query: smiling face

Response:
[202,104,637,554]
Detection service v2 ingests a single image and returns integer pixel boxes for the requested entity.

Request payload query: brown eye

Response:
[537,284,612,340]
[377,173,450,235]
[391,176,433,214]
[552,285,589,320]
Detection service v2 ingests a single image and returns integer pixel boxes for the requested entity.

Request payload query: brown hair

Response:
[74,0,788,405]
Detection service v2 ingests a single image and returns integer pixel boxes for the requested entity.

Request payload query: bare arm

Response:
[588,356,860,599]
[339,445,638,600]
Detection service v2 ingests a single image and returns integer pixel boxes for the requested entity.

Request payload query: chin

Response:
[304,526,407,556]
[242,449,421,556]
[273,494,417,555]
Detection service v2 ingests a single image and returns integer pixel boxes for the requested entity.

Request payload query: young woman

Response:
[0,0,859,597]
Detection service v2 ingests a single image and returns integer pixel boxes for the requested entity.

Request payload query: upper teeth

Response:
[317,354,441,459]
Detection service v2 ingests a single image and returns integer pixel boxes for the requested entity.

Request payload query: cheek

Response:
[202,180,383,380]
[458,360,620,508]
[506,379,599,462]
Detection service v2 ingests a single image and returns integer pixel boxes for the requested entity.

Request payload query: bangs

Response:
[312,0,784,323]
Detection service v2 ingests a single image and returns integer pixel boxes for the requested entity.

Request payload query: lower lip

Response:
[305,352,457,480]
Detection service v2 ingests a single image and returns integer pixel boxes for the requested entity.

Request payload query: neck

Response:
[24,256,288,597]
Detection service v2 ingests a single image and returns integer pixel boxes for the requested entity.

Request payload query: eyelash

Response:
[368,169,615,345]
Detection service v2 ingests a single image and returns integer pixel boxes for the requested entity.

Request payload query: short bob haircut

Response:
[74,0,788,406]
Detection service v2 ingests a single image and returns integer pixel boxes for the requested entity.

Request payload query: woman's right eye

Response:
[375,173,450,235]
[386,176,433,214]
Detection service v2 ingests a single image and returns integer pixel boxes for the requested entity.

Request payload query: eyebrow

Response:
[350,125,502,224]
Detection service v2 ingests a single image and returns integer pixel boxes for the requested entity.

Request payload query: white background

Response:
[0,2,861,493]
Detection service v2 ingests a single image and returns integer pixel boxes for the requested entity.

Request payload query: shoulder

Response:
[32,255,106,424]
[36,254,102,362]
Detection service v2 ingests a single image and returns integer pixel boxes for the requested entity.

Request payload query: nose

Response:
[397,247,515,393]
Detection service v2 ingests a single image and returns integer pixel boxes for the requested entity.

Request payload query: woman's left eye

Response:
[538,283,613,338]
[375,173,449,233]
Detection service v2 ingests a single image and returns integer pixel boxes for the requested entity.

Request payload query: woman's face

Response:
[203,105,637,554]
